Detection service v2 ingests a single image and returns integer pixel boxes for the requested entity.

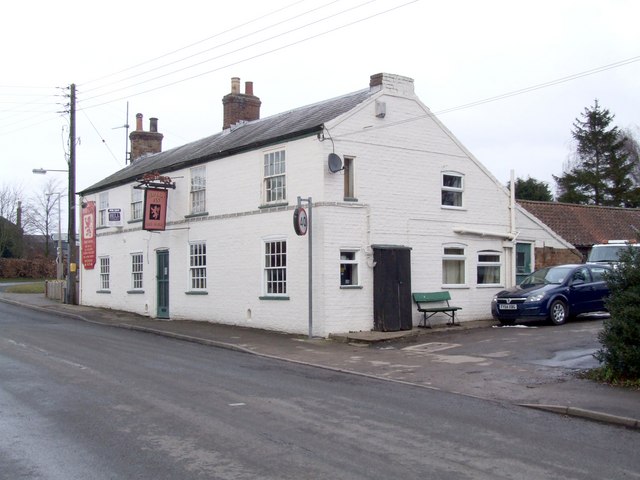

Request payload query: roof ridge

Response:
[519,200,639,211]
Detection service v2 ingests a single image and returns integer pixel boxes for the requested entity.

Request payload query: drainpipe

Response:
[510,169,517,287]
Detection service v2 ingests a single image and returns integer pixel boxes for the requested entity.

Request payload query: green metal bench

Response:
[412,291,462,328]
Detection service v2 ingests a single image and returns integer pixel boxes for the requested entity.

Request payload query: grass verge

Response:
[2,281,46,294]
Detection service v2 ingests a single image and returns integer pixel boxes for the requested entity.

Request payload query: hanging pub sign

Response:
[143,188,169,231]
[81,201,96,269]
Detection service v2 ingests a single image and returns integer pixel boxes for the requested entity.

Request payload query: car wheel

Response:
[499,318,516,326]
[549,299,568,325]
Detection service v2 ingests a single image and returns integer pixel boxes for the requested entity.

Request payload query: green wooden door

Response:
[516,243,532,285]
[157,250,169,319]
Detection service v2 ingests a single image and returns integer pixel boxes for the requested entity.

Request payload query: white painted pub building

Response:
[78,73,568,336]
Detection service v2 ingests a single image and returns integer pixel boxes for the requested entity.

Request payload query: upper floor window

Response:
[442,173,463,207]
[131,187,143,221]
[98,192,109,227]
[190,165,206,214]
[443,246,465,285]
[263,150,286,204]
[344,157,355,200]
[477,250,501,285]
[189,242,207,290]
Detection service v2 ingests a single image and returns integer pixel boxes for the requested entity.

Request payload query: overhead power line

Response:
[80,0,418,110]
[81,0,344,96]
[80,0,384,104]
[80,0,312,88]
[333,54,640,139]
[434,55,640,115]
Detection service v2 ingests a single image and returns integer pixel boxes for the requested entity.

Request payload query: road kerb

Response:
[520,403,640,429]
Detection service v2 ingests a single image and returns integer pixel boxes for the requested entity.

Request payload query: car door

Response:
[567,266,594,315]
[587,265,611,312]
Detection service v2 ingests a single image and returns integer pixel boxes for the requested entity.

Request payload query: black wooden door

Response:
[373,246,412,331]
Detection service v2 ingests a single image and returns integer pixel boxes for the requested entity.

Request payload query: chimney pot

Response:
[245,81,254,96]
[150,117,158,133]
[231,77,240,94]
[136,113,143,131]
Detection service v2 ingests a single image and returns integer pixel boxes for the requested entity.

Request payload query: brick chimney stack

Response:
[222,77,261,130]
[129,113,163,163]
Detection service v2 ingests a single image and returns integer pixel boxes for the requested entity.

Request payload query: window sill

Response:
[259,202,289,210]
[96,289,111,294]
[127,289,145,294]
[185,212,209,219]
[477,284,504,288]
[259,295,290,301]
[340,285,363,289]
[441,205,466,211]
[185,290,208,295]
[127,219,143,224]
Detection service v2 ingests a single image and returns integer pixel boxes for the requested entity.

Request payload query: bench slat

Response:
[412,291,451,303]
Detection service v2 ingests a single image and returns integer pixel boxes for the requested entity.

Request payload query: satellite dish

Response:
[328,153,343,173]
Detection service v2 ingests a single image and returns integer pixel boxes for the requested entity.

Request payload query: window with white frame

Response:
[190,165,206,214]
[264,240,287,295]
[441,173,463,207]
[131,188,143,221]
[99,256,110,290]
[131,253,143,289]
[477,250,501,285]
[442,246,466,285]
[98,192,109,227]
[263,150,286,204]
[344,157,355,200]
[189,242,207,290]
[340,250,359,286]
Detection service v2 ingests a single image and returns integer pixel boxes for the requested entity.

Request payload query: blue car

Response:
[491,264,611,326]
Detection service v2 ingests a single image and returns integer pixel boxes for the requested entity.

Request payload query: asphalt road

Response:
[1,302,639,480]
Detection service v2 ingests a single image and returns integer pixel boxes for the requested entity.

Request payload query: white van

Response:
[586,241,640,266]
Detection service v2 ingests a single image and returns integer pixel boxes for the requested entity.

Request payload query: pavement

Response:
[1,289,639,430]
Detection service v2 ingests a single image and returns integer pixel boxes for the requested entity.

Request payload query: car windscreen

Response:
[587,245,633,262]
[521,266,573,286]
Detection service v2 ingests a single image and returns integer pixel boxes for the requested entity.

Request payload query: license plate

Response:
[499,304,518,310]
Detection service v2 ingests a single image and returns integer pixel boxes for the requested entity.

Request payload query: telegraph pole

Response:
[67,83,77,305]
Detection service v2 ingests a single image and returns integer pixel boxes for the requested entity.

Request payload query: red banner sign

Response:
[81,201,96,269]
[143,188,168,231]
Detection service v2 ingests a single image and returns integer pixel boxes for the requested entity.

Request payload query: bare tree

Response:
[0,183,27,257]
[0,182,25,224]
[621,127,640,185]
[28,178,65,258]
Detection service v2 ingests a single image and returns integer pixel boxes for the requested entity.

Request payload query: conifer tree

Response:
[554,100,637,206]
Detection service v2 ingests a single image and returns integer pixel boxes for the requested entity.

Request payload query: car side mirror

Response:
[571,279,585,286]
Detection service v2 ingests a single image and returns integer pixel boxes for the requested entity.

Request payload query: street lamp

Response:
[32,168,69,174]
[46,192,63,280]
[32,166,76,304]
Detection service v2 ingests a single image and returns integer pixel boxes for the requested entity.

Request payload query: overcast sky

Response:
[1,0,638,223]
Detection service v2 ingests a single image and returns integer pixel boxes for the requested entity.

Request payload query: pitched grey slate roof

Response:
[80,88,375,195]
